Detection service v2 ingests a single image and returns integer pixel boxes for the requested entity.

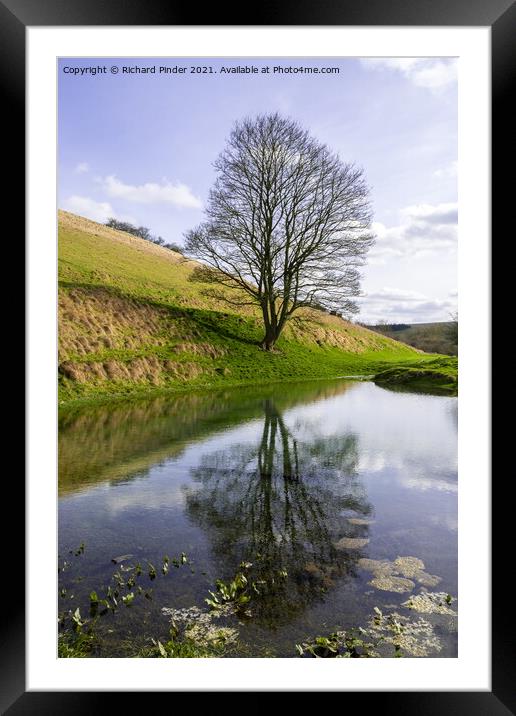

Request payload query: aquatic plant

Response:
[402,591,457,615]
[295,628,378,658]
[358,555,442,593]
[58,544,189,657]
[157,606,240,657]
[205,567,252,612]
[57,540,457,659]
[295,600,449,659]
[366,610,443,658]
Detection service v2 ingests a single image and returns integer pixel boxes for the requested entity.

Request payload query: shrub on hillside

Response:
[106,219,183,253]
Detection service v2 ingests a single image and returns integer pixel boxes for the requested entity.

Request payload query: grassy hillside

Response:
[58,211,455,405]
[366,322,457,356]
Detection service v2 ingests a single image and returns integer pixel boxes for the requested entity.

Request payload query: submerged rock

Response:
[369,576,415,593]
[334,537,370,550]
[358,558,396,576]
[413,571,442,588]
[393,556,425,577]
[358,555,442,593]
[402,592,457,615]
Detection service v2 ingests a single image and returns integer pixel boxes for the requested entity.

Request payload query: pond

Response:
[58,379,458,657]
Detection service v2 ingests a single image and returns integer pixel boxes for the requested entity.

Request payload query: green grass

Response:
[366,321,457,357]
[374,356,458,395]
[58,211,457,406]
[375,356,458,395]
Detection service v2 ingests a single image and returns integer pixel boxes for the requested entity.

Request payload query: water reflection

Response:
[58,380,458,655]
[185,398,372,626]
[59,380,357,495]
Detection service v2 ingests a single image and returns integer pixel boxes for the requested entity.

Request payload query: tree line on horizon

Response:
[362,316,458,356]
[105,218,184,255]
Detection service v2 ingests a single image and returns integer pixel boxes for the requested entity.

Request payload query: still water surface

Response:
[59,380,458,657]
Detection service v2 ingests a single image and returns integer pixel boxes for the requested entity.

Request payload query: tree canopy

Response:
[184,113,374,349]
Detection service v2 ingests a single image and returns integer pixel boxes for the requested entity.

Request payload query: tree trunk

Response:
[261,305,280,350]
[261,331,277,351]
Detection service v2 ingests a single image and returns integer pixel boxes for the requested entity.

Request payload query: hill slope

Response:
[58,211,452,405]
[366,322,457,356]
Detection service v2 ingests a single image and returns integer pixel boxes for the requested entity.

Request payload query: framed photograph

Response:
[6,0,508,710]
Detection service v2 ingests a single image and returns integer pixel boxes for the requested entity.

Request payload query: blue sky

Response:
[58,57,457,323]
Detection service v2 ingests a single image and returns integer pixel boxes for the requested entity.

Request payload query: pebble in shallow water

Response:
[334,537,370,550]
[369,576,415,593]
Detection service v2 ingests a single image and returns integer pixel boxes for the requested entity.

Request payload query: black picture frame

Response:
[6,0,507,711]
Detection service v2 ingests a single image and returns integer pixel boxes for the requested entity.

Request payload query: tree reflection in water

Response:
[185,399,373,627]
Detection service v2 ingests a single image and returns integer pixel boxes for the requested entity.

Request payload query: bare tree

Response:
[184,113,375,350]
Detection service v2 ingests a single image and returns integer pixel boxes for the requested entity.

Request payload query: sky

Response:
[58,57,457,324]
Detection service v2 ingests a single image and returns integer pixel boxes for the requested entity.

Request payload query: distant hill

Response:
[364,321,458,356]
[58,211,445,405]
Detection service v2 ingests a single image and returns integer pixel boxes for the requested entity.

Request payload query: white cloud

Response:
[74,162,89,174]
[369,201,457,265]
[61,195,136,225]
[365,287,428,302]
[400,202,457,224]
[357,286,457,324]
[433,160,458,179]
[101,175,202,209]
[360,58,457,91]
[61,195,114,223]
